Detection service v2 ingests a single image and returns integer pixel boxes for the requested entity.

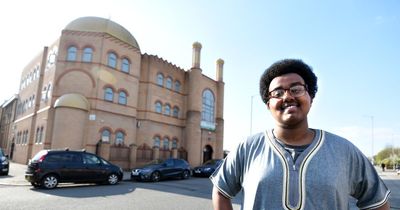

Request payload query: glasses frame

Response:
[268,84,308,100]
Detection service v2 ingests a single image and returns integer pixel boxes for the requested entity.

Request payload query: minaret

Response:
[186,42,203,166]
[192,42,202,69]
[215,59,224,158]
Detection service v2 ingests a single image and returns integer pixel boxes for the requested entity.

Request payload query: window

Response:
[82,47,93,62]
[121,58,130,73]
[118,91,127,105]
[201,89,215,130]
[166,77,172,89]
[157,73,164,86]
[155,101,162,113]
[153,136,160,148]
[173,106,179,118]
[67,46,77,61]
[172,139,178,149]
[164,104,171,115]
[163,137,170,150]
[174,81,181,92]
[115,131,124,145]
[104,87,114,102]
[83,153,101,165]
[35,127,40,144]
[108,52,117,68]
[101,129,111,142]
[39,127,44,143]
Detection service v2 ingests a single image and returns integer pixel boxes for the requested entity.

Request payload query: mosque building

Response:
[3,16,224,169]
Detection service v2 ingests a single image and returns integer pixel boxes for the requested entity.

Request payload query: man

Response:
[210,59,390,210]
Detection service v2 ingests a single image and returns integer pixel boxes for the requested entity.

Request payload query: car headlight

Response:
[204,167,212,172]
[1,157,8,165]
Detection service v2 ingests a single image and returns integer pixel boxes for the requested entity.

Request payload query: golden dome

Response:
[65,16,140,50]
[54,93,90,111]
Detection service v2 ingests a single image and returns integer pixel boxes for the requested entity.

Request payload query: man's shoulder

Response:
[320,129,360,150]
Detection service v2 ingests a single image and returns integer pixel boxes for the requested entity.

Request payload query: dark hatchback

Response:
[131,158,191,182]
[193,159,223,177]
[0,148,9,176]
[25,149,123,189]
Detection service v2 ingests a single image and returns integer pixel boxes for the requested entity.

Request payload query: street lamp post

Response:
[365,115,374,160]
[250,95,257,136]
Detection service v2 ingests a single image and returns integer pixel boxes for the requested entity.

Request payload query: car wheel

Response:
[182,170,190,179]
[151,171,161,182]
[107,173,119,185]
[41,174,59,189]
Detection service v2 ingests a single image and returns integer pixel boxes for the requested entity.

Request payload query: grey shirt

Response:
[210,129,390,210]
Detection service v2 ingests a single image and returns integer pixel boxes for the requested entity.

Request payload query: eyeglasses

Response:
[268,84,308,99]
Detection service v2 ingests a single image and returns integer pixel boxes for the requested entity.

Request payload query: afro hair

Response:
[259,59,318,104]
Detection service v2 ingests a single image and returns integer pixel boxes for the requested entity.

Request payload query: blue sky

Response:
[0,0,399,157]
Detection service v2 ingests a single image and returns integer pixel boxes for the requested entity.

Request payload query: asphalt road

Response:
[1,161,399,209]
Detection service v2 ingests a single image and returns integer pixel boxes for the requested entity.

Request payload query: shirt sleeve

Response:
[350,147,391,209]
[210,139,245,199]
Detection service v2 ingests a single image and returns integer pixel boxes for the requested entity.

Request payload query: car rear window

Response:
[31,150,48,161]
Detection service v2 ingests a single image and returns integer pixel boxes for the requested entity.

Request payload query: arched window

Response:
[173,106,179,118]
[115,131,125,145]
[172,139,178,149]
[121,58,130,73]
[107,52,117,68]
[118,91,127,105]
[166,77,173,89]
[39,127,44,143]
[104,87,114,102]
[163,137,170,150]
[153,136,160,148]
[202,89,215,123]
[35,127,40,144]
[174,81,181,92]
[157,73,164,86]
[101,129,111,142]
[67,46,77,61]
[155,101,162,113]
[82,47,93,62]
[164,104,171,115]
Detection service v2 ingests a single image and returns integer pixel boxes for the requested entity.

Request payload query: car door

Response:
[82,153,107,182]
[161,159,176,177]
[63,152,85,182]
[171,159,184,176]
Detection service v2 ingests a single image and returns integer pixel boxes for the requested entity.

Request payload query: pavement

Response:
[0,161,132,186]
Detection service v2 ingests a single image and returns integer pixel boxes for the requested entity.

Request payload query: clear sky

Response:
[1,0,399,157]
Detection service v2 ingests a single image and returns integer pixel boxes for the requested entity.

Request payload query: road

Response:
[0,162,399,210]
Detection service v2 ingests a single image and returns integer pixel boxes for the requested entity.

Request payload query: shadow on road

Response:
[30,182,137,198]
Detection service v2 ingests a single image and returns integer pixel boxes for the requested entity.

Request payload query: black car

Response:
[193,159,223,177]
[131,158,191,182]
[25,149,123,189]
[0,148,9,176]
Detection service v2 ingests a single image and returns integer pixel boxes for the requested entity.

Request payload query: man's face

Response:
[267,73,312,128]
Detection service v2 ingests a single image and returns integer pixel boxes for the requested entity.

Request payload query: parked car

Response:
[192,159,223,177]
[0,148,9,176]
[25,149,123,189]
[131,158,191,182]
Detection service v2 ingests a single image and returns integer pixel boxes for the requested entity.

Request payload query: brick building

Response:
[4,16,224,169]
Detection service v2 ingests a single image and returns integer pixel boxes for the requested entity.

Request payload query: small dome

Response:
[54,93,90,111]
[65,16,140,50]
